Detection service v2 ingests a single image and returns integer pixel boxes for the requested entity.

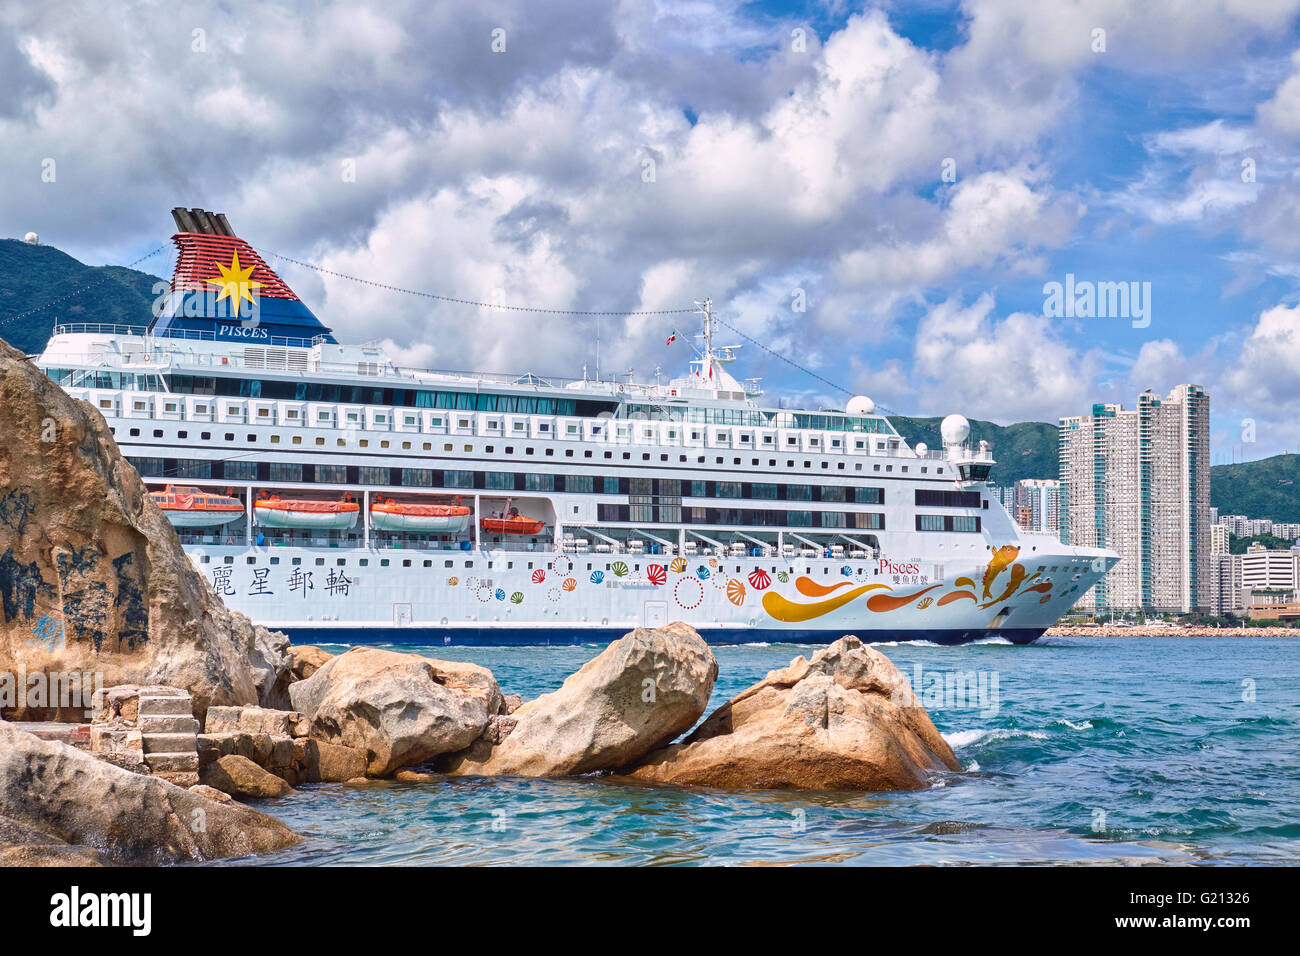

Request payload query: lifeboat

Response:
[480,511,546,536]
[254,494,359,530]
[370,499,471,534]
[149,485,243,528]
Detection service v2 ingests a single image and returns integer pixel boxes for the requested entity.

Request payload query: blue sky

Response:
[4,1,1300,462]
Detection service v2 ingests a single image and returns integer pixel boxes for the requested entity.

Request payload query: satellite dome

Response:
[914,442,928,457]
[940,414,970,445]
[845,395,876,416]
[23,232,38,245]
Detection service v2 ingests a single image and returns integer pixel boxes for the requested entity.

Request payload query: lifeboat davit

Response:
[480,513,546,536]
[369,499,471,533]
[149,485,243,528]
[254,495,359,530]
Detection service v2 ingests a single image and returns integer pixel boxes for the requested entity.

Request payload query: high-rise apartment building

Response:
[1015,478,1062,537]
[1059,385,1210,613]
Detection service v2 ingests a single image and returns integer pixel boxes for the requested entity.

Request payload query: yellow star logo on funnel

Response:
[206,250,263,311]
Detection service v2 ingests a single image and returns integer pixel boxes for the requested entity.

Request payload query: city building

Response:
[1059,385,1211,613]
[1240,543,1300,590]
[1015,478,1062,537]
[1209,552,1244,617]
[1210,523,1229,555]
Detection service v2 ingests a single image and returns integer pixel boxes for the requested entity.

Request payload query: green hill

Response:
[888,415,1059,487]
[0,238,162,354]
[1211,454,1300,524]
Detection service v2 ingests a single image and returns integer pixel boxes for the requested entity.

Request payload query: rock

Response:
[0,812,111,866]
[501,694,523,714]
[393,769,437,782]
[200,754,294,799]
[0,338,293,721]
[204,705,305,737]
[629,636,961,791]
[293,739,369,783]
[448,622,718,777]
[288,644,334,681]
[0,721,299,862]
[344,777,370,785]
[246,629,294,711]
[187,784,233,804]
[290,647,498,777]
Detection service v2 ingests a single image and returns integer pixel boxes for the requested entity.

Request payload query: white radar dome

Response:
[23,232,39,245]
[845,395,876,416]
[914,442,928,456]
[940,414,970,445]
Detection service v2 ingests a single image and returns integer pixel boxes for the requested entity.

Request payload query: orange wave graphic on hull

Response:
[937,590,977,606]
[761,583,890,623]
[794,577,857,598]
[865,584,943,613]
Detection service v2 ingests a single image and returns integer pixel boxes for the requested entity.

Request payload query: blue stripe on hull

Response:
[273,626,1045,647]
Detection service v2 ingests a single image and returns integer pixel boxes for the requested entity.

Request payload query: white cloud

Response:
[907,294,1102,422]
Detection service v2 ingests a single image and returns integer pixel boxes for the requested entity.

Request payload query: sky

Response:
[4,0,1300,464]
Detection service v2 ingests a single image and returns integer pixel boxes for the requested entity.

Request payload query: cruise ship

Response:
[33,208,1119,646]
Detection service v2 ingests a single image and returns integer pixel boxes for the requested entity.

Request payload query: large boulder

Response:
[200,754,294,799]
[447,622,718,777]
[289,647,500,777]
[287,644,334,681]
[0,722,299,863]
[629,636,961,791]
[0,338,292,721]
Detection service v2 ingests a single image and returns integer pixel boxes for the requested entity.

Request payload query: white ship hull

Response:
[188,541,1110,646]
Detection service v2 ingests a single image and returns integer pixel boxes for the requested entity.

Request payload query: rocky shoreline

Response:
[1045,625,1299,638]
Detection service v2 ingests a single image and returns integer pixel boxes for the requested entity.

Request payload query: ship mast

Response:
[695,297,714,378]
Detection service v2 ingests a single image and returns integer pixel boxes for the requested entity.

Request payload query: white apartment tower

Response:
[1059,385,1211,613]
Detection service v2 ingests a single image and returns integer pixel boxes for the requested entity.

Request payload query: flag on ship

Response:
[666,331,677,346]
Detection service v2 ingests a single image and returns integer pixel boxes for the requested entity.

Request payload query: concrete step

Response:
[144,752,199,773]
[139,715,198,736]
[138,696,193,717]
[141,732,197,755]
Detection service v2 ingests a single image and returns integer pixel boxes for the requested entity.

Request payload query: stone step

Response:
[141,732,198,755]
[144,752,199,773]
[138,695,193,717]
[139,715,199,735]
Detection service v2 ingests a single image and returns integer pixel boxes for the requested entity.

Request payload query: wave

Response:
[971,636,1014,645]
[866,639,941,647]
[943,727,1051,748]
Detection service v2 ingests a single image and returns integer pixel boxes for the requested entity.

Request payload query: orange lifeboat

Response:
[480,512,546,536]
[370,499,471,533]
[149,485,243,528]
[254,494,359,530]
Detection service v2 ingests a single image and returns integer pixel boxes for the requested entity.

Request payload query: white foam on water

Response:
[943,727,1051,748]
[867,639,941,647]
[971,636,1014,645]
[965,760,981,772]
[1054,719,1094,731]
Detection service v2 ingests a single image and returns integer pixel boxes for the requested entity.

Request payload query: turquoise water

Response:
[238,636,1300,866]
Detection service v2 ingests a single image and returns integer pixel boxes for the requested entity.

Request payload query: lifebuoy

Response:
[224,536,235,546]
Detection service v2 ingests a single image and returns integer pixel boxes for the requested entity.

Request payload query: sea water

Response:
[230,636,1300,866]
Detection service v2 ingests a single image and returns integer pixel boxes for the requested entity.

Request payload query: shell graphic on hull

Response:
[590,570,605,584]
[531,569,546,584]
[647,564,667,586]
[726,578,746,606]
[670,557,687,573]
[562,577,577,592]
[747,568,770,590]
[611,561,629,577]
